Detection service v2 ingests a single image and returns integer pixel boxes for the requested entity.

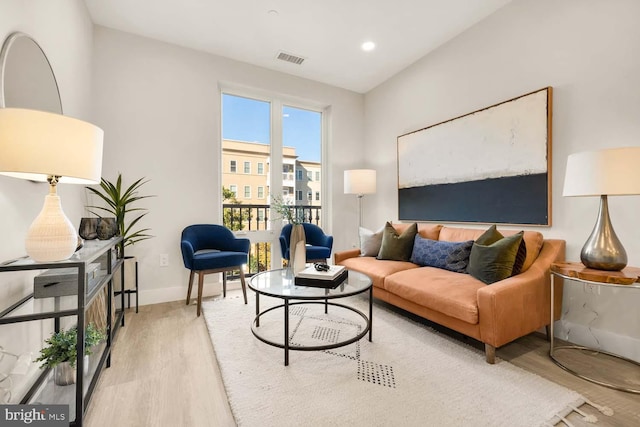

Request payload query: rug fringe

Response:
[545,398,614,426]
[584,398,614,417]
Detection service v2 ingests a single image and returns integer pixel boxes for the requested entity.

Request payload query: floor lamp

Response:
[344,169,376,229]
[0,108,104,262]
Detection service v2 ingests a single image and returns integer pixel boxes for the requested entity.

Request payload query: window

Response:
[258,186,264,198]
[307,191,312,201]
[244,186,251,198]
[230,160,236,173]
[283,187,289,196]
[257,210,265,221]
[296,170,303,180]
[244,161,251,174]
[315,171,320,181]
[296,190,302,201]
[258,163,264,174]
[307,171,312,181]
[315,191,320,201]
[229,185,237,197]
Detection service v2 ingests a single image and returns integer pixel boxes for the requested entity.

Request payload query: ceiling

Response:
[84,0,511,94]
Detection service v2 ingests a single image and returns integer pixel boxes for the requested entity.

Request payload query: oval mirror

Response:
[0,32,62,113]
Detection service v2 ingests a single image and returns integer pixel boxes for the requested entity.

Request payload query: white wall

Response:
[91,27,364,305]
[0,0,94,399]
[364,0,640,361]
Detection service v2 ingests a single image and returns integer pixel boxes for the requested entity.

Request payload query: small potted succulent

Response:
[35,324,106,386]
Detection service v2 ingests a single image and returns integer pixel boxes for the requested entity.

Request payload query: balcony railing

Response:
[222,203,322,231]
[223,203,322,277]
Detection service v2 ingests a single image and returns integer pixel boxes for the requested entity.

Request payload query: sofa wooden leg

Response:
[485,344,496,364]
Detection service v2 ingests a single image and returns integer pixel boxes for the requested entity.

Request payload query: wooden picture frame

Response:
[397,87,553,226]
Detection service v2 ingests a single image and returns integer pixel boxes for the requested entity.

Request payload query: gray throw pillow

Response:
[359,226,384,257]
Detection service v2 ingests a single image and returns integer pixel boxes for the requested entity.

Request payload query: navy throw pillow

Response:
[410,236,474,273]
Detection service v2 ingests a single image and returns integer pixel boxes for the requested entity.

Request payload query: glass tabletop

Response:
[248,268,372,300]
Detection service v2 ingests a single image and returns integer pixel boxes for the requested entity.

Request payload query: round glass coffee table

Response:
[248,268,373,366]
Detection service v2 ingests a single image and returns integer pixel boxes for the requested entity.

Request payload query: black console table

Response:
[0,237,125,426]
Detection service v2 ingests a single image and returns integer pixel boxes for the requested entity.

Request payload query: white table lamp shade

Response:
[344,169,376,195]
[0,108,103,184]
[0,108,104,262]
[563,147,640,197]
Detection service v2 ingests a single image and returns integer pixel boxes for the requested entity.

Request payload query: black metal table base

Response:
[252,287,373,366]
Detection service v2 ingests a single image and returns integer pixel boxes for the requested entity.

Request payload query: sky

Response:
[222,94,321,162]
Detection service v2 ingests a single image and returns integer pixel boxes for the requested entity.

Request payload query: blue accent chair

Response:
[279,223,333,263]
[181,224,250,316]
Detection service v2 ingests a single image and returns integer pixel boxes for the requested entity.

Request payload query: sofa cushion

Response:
[339,256,417,289]
[410,236,473,273]
[468,232,524,285]
[475,225,527,276]
[385,267,485,324]
[438,226,485,242]
[520,231,544,272]
[377,222,417,261]
[393,223,442,240]
[359,226,384,257]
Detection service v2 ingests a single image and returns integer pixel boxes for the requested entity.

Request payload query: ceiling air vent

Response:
[276,51,305,65]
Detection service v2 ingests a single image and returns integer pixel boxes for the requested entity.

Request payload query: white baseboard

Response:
[137,281,243,307]
[553,320,640,363]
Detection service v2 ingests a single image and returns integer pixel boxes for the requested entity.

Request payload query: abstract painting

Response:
[397,87,552,225]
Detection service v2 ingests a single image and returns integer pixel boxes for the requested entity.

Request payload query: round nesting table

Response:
[550,262,640,394]
[248,268,373,366]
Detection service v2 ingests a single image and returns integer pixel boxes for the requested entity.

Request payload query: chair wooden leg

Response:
[545,324,551,341]
[485,344,496,364]
[223,272,227,298]
[186,270,195,305]
[197,272,205,317]
[239,268,247,304]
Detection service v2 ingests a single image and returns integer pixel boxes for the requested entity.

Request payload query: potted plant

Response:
[271,195,305,271]
[86,174,154,252]
[35,324,106,386]
[86,174,154,308]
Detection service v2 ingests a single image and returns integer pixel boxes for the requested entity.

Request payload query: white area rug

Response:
[203,293,584,427]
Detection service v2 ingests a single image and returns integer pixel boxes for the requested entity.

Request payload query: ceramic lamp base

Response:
[26,193,77,262]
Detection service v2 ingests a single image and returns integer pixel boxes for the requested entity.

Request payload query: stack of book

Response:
[294,265,348,288]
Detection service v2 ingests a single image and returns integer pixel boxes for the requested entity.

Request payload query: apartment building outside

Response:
[222,139,322,229]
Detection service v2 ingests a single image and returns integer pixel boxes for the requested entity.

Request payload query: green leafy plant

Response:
[222,186,252,231]
[270,195,302,225]
[86,174,154,249]
[35,324,106,368]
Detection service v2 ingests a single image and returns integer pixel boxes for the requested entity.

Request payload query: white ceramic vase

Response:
[289,224,306,272]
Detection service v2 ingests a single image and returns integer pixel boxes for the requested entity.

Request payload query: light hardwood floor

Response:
[85,294,639,427]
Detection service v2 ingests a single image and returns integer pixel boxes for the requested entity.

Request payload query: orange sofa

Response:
[334,224,565,363]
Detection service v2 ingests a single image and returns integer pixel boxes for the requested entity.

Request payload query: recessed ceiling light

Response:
[361,41,376,52]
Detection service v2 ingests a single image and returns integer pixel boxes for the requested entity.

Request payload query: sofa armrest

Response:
[477,239,565,348]
[334,249,361,264]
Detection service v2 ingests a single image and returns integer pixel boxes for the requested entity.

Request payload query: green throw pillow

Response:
[468,231,524,285]
[377,222,417,262]
[475,225,527,276]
